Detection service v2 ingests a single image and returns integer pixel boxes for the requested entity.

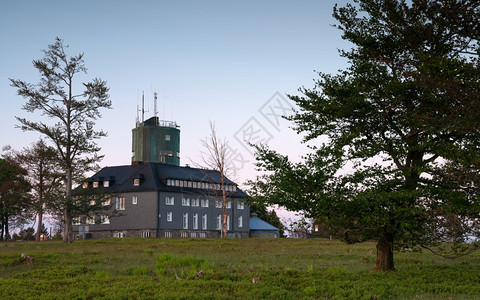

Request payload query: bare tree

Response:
[10,38,111,243]
[199,122,233,238]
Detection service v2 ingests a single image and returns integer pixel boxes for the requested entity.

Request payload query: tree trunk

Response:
[36,211,43,241]
[375,234,395,271]
[0,215,4,241]
[63,208,73,243]
[63,167,73,243]
[4,213,9,241]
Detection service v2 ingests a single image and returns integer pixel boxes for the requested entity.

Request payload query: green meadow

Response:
[1,238,480,299]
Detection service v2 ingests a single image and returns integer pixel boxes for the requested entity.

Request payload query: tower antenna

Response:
[136,89,140,127]
[154,91,158,125]
[142,91,145,123]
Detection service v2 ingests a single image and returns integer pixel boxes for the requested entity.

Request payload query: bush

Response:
[18,228,35,241]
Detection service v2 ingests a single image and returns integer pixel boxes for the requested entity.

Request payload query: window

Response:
[181,232,188,238]
[187,181,192,188]
[199,232,206,238]
[238,216,243,228]
[201,199,209,208]
[166,211,172,222]
[73,217,81,225]
[167,179,173,186]
[93,181,99,188]
[182,198,190,206]
[132,196,137,205]
[103,198,111,206]
[192,181,197,188]
[133,178,141,186]
[315,225,319,232]
[142,231,151,238]
[90,200,96,206]
[192,198,199,207]
[164,231,172,238]
[193,213,198,230]
[202,213,208,230]
[215,200,222,208]
[116,197,125,210]
[166,196,174,205]
[226,201,231,209]
[216,214,222,230]
[103,180,110,188]
[100,215,110,224]
[87,216,95,225]
[82,182,88,189]
[190,232,197,238]
[165,134,171,141]
[179,180,184,187]
[227,215,230,230]
[114,232,126,238]
[237,202,244,210]
[183,213,189,229]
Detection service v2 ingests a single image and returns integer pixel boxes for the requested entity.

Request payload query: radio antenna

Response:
[136,89,140,127]
[142,91,145,123]
[154,91,158,125]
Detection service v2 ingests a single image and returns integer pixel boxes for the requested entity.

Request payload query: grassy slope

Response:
[1,238,479,299]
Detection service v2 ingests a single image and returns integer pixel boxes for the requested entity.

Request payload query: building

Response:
[73,113,250,239]
[74,162,249,238]
[249,213,280,238]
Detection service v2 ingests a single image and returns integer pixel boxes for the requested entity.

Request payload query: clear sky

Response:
[1,1,351,219]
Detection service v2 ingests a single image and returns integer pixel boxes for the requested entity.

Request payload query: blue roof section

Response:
[249,217,279,231]
[80,162,248,198]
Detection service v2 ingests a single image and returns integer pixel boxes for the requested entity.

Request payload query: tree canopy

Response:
[251,0,480,271]
[10,38,112,243]
[0,158,31,241]
[3,141,63,241]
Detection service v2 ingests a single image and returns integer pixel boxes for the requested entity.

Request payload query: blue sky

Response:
[1,0,351,202]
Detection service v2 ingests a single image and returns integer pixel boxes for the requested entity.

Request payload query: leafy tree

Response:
[3,141,63,241]
[251,0,480,271]
[19,227,35,241]
[10,38,112,243]
[0,158,31,241]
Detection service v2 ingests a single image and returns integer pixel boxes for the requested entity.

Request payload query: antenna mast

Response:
[154,91,158,125]
[136,90,140,127]
[142,91,145,123]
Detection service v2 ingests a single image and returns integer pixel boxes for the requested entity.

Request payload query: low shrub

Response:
[155,253,211,279]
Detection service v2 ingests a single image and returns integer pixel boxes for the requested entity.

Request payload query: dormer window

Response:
[93,181,99,188]
[133,174,144,187]
[82,182,88,189]
[103,181,109,188]
[133,178,141,186]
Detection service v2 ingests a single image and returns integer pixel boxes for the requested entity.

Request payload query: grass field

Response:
[1,238,480,299]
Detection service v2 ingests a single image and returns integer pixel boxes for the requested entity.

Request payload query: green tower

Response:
[132,116,180,165]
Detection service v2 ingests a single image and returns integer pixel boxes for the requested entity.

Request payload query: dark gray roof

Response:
[249,217,279,231]
[80,162,247,198]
